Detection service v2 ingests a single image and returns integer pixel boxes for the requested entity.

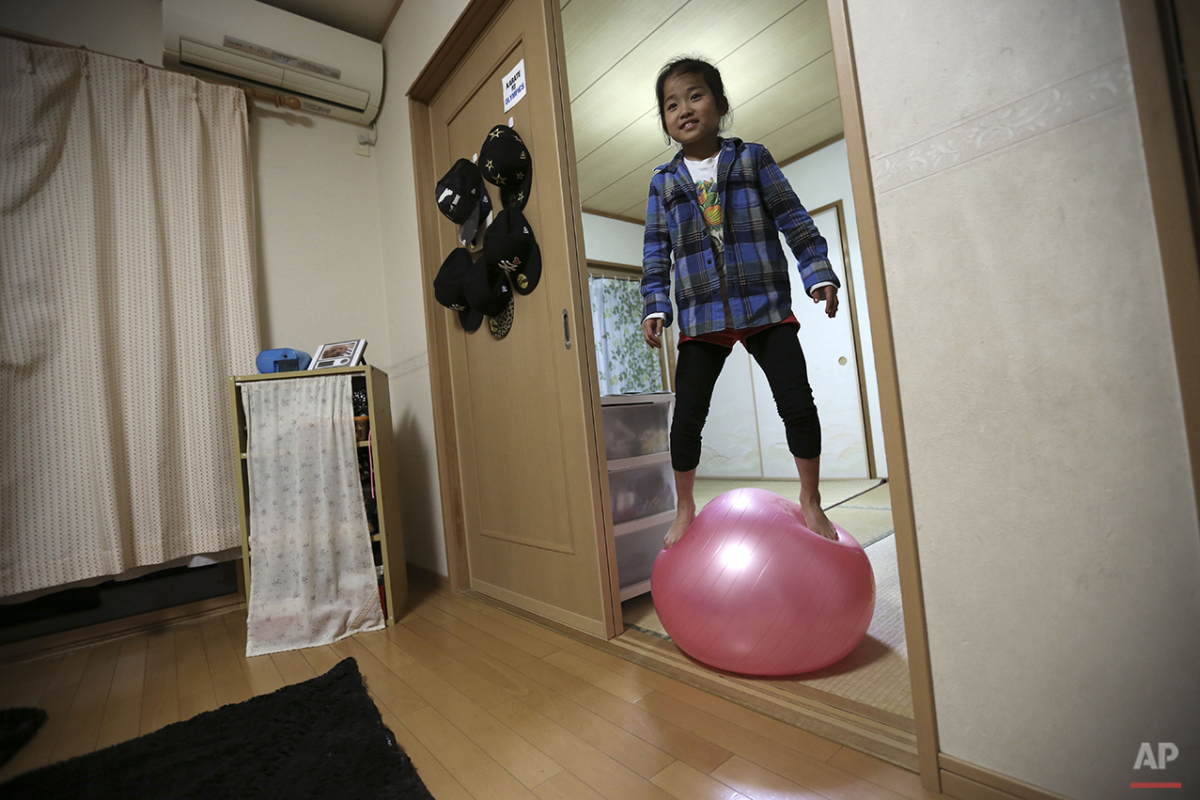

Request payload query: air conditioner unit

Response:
[163,0,383,125]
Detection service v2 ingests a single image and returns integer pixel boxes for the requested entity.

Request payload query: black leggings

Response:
[670,323,820,472]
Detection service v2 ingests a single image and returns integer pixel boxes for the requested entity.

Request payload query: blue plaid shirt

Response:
[641,138,839,337]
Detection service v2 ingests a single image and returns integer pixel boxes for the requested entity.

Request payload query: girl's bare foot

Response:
[801,495,839,541]
[663,504,695,549]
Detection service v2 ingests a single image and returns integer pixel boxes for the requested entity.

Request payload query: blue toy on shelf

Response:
[256,349,312,373]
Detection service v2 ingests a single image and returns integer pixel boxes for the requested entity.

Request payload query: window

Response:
[587,269,669,395]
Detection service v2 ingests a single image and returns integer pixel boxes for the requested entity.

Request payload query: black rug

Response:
[0,657,434,799]
[0,708,47,769]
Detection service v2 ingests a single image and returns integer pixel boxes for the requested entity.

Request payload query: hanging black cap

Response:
[435,159,493,250]
[484,208,541,296]
[479,125,531,212]
[433,248,484,332]
[464,248,515,340]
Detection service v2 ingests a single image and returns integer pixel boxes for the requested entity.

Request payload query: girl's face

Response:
[661,72,722,158]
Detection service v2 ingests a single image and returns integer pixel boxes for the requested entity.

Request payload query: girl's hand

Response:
[812,285,839,318]
[643,317,664,349]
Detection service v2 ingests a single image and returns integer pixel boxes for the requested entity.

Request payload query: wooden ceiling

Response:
[561,0,843,222]
[263,0,842,223]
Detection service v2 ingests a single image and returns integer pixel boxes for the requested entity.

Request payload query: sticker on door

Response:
[502,59,527,112]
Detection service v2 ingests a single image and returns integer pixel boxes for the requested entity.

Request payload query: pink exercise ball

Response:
[651,488,875,676]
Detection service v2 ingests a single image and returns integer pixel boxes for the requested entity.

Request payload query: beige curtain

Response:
[0,37,260,597]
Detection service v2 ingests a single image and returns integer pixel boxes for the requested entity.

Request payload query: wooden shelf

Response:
[228,365,407,625]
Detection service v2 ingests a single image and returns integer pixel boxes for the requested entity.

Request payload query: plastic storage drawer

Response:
[608,460,675,524]
[602,402,670,460]
[616,517,672,588]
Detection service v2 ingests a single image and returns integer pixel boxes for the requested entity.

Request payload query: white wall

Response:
[848,1,1200,797]
[374,0,472,576]
[781,141,886,476]
[251,113,389,359]
[581,211,643,266]
[0,0,391,367]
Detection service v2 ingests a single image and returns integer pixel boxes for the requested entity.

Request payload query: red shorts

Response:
[679,313,800,350]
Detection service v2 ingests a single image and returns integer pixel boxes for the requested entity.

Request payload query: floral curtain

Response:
[241,376,383,656]
[588,274,665,395]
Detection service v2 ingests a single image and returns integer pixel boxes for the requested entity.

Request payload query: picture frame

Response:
[308,339,368,370]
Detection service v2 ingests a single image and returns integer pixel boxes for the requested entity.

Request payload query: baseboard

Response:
[0,592,246,665]
[940,755,1073,800]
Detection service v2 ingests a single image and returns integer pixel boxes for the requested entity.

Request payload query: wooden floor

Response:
[0,577,945,800]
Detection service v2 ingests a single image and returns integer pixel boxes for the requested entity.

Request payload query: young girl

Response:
[640,57,841,548]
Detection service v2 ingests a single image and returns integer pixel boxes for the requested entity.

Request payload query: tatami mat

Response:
[694,477,893,549]
[826,507,894,549]
[770,534,911,718]
[621,592,671,639]
[692,477,882,511]
[842,481,892,509]
[827,481,894,549]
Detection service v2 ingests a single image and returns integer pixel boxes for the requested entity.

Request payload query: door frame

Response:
[824,0,939,786]
[1121,0,1200,521]
[408,0,623,635]
[408,0,944,787]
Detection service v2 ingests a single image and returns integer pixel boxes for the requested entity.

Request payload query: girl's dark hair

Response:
[655,57,732,138]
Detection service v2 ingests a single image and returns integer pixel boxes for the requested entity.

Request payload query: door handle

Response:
[563,309,572,350]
